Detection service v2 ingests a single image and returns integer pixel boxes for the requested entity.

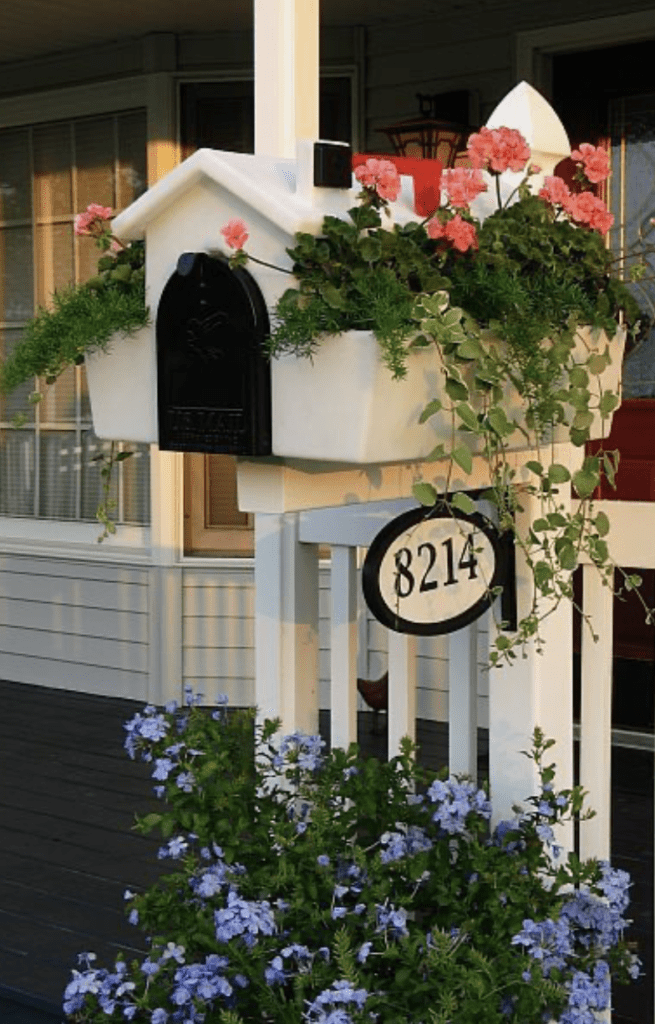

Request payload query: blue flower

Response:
[214,890,277,945]
[356,942,372,963]
[265,956,286,985]
[317,854,330,867]
[151,1010,168,1024]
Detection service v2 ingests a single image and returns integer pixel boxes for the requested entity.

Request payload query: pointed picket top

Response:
[486,80,570,178]
[469,80,570,221]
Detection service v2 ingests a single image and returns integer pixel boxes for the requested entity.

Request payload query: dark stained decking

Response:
[0,679,651,1023]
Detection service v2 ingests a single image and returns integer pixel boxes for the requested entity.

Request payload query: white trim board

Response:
[516,11,655,88]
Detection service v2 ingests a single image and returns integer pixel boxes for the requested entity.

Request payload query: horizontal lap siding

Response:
[182,563,453,720]
[182,564,335,710]
[0,554,149,700]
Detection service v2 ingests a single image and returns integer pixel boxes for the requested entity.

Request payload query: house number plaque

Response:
[362,505,505,636]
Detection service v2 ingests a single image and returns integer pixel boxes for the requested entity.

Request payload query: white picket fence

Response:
[301,496,654,859]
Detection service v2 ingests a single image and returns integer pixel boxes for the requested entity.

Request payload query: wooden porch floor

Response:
[0,679,651,1023]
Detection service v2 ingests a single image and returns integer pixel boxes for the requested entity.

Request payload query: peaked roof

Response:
[112,145,423,241]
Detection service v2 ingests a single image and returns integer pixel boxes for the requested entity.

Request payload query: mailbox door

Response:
[156,253,271,455]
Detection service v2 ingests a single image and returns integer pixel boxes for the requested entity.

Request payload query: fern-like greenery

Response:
[0,240,148,395]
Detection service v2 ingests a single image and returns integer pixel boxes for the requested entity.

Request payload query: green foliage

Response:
[0,240,147,394]
[64,703,640,1024]
[268,211,443,379]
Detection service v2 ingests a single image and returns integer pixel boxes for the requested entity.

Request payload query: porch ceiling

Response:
[1,0,445,65]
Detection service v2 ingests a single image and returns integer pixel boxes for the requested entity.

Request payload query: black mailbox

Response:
[156,252,272,455]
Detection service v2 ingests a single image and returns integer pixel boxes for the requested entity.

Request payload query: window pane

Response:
[38,364,77,423]
[80,433,117,521]
[118,111,148,207]
[0,330,35,423]
[206,454,249,527]
[0,428,34,515]
[33,123,73,218]
[38,430,78,518]
[0,129,31,222]
[35,221,74,305]
[75,117,115,211]
[121,444,150,524]
[0,226,34,321]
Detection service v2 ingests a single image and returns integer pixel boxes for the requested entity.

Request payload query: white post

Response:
[330,545,359,750]
[488,485,574,852]
[579,566,613,862]
[254,0,320,158]
[254,512,320,736]
[448,623,478,776]
[388,632,417,757]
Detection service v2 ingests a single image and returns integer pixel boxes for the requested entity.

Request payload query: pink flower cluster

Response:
[220,218,249,250]
[441,167,487,209]
[74,203,113,236]
[571,143,610,185]
[354,158,401,202]
[427,214,478,253]
[466,126,531,174]
[539,177,613,235]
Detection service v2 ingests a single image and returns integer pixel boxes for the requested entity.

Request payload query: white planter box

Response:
[85,327,158,443]
[271,327,626,465]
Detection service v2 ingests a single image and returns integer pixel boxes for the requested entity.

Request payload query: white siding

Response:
[0,553,149,699]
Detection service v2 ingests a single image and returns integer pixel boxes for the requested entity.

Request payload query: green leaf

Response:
[572,410,594,431]
[426,443,447,461]
[588,352,610,375]
[572,468,599,499]
[603,450,619,487]
[547,463,571,484]
[457,336,484,360]
[569,366,589,387]
[418,398,443,424]
[570,427,590,447]
[555,540,578,571]
[419,291,449,316]
[595,510,610,536]
[532,518,550,532]
[455,402,479,430]
[319,283,346,309]
[525,461,544,476]
[487,406,514,438]
[412,481,438,506]
[445,377,469,402]
[452,444,473,474]
[546,511,568,527]
[358,235,382,262]
[598,390,619,416]
[451,491,476,514]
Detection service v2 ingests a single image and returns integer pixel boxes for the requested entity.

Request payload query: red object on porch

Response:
[352,153,442,217]
[587,399,655,500]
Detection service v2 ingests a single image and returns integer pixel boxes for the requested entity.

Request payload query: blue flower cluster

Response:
[63,959,136,1018]
[273,731,326,772]
[214,888,277,946]
[305,979,369,1024]
[379,824,433,864]
[425,777,492,834]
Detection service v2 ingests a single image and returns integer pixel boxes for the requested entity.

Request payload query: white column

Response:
[488,485,574,854]
[254,511,320,736]
[330,545,358,750]
[388,632,417,757]
[579,565,613,862]
[449,623,478,776]
[254,0,320,158]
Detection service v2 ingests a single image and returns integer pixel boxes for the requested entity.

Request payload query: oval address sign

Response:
[362,505,503,636]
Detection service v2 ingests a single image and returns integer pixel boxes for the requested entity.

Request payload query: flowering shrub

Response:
[64,690,640,1024]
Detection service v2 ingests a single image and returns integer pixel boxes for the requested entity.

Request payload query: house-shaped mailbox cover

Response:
[111,140,435,455]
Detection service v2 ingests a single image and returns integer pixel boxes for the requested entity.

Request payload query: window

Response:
[180,76,353,555]
[0,110,150,524]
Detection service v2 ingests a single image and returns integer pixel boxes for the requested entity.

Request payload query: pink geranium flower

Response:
[427,214,478,253]
[441,167,487,209]
[571,143,610,184]
[354,158,401,202]
[566,191,614,235]
[220,218,249,250]
[74,203,113,236]
[466,126,530,175]
[538,176,572,208]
